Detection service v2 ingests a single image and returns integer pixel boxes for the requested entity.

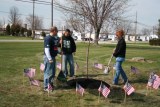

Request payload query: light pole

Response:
[51,0,53,27]
[32,0,35,40]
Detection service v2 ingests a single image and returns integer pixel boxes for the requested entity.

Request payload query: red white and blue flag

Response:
[76,83,84,96]
[152,75,160,89]
[123,82,135,95]
[98,83,110,98]
[147,72,157,87]
[75,62,79,71]
[94,63,103,70]
[48,83,53,91]
[56,62,61,70]
[131,66,139,74]
[40,63,45,72]
[24,68,36,78]
[30,79,40,86]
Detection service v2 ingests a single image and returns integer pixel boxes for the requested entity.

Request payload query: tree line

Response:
[0,6,44,37]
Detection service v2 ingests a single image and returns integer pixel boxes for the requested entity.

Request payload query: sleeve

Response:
[44,37,52,60]
[71,37,76,52]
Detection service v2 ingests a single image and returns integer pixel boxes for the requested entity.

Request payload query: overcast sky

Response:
[0,0,160,29]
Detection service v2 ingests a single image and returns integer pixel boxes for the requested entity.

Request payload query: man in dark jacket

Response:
[61,29,76,77]
[113,30,128,85]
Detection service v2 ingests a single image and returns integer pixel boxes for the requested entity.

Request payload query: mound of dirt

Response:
[127,57,155,63]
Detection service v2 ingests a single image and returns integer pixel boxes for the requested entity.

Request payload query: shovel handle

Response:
[107,54,113,66]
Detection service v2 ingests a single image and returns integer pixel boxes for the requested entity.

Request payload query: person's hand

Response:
[113,48,116,54]
[73,52,76,56]
[59,38,62,44]
[49,60,53,63]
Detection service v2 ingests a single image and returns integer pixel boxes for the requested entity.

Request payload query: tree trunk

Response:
[94,29,100,45]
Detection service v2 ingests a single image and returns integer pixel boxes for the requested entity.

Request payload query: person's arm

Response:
[44,37,52,61]
[71,37,76,53]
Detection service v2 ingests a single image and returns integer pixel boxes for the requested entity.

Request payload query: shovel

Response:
[104,54,113,74]
[57,36,67,82]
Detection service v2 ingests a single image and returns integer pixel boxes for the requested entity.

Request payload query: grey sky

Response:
[0,0,160,29]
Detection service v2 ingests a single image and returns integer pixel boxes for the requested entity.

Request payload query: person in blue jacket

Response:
[43,26,59,91]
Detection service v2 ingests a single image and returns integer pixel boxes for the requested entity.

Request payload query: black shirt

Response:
[62,35,76,54]
[113,37,126,58]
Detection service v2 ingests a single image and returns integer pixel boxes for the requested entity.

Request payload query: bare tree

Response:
[141,28,152,36]
[0,19,2,28]
[26,14,43,29]
[8,6,21,25]
[54,0,130,44]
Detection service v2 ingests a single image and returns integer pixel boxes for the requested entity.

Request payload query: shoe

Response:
[44,88,49,92]
[70,75,76,79]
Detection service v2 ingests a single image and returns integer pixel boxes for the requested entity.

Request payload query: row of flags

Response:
[76,82,135,98]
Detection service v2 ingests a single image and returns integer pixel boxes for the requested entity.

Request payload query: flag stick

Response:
[146,85,149,96]
[124,80,128,103]
[98,81,102,103]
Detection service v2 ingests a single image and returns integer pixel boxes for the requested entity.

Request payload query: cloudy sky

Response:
[0,0,160,29]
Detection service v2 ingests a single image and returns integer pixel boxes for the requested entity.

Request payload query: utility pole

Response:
[134,11,137,42]
[32,0,35,40]
[51,0,53,27]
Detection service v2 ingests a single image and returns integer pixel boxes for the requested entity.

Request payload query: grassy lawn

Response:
[0,42,160,107]
[0,35,32,40]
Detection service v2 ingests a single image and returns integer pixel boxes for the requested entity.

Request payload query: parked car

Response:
[72,36,78,41]
[82,37,93,41]
[99,36,108,41]
[136,39,142,41]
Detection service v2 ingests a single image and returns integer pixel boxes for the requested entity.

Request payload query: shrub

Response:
[149,39,160,46]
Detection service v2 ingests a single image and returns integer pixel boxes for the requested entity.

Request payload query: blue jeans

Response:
[44,56,56,88]
[62,54,74,77]
[113,57,128,85]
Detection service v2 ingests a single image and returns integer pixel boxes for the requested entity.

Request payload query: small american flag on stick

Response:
[93,63,103,70]
[152,75,160,89]
[75,62,79,71]
[24,68,36,78]
[30,79,40,87]
[40,63,45,72]
[48,83,53,91]
[76,83,84,96]
[98,83,110,98]
[56,62,61,70]
[131,66,139,74]
[147,72,156,87]
[123,82,135,95]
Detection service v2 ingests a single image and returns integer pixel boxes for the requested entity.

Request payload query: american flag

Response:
[98,83,110,98]
[30,79,40,86]
[152,75,160,89]
[131,66,139,74]
[24,68,35,78]
[147,72,156,87]
[76,83,84,96]
[56,62,61,70]
[123,82,135,95]
[40,63,45,71]
[48,83,53,91]
[94,63,103,70]
[75,62,79,71]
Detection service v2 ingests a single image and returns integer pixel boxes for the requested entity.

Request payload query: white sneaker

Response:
[44,88,49,92]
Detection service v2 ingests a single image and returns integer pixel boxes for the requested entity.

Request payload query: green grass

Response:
[0,35,32,40]
[0,42,160,107]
